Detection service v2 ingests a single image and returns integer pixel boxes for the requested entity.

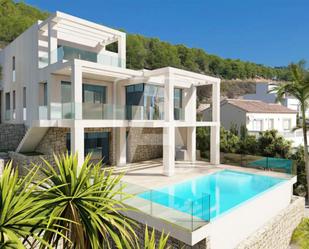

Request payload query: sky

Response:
[23,0,309,67]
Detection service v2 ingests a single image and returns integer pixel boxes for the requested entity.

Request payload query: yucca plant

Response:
[143,226,169,249]
[0,162,53,249]
[36,153,137,249]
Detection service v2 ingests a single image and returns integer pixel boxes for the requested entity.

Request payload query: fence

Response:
[220,152,294,174]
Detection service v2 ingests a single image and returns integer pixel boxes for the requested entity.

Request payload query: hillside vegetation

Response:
[0,0,293,97]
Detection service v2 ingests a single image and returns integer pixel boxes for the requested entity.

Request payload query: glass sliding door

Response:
[84,132,110,164]
[82,84,107,119]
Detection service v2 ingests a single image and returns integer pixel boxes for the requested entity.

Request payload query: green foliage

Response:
[292,218,309,249]
[220,127,240,153]
[196,127,210,158]
[143,226,169,249]
[0,162,53,249]
[0,0,49,43]
[291,146,307,197]
[257,130,292,158]
[37,153,136,249]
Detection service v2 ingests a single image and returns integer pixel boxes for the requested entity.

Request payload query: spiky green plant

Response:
[271,62,309,199]
[36,153,137,249]
[143,226,169,249]
[0,162,54,249]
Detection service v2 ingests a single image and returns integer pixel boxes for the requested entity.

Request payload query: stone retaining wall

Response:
[236,196,305,249]
[127,128,163,163]
[8,151,55,177]
[0,124,25,151]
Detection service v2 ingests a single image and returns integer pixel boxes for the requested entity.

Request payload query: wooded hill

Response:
[0,0,293,98]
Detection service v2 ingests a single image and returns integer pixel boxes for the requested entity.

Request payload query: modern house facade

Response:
[0,11,221,176]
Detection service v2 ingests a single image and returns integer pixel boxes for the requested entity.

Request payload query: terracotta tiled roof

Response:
[225,99,298,114]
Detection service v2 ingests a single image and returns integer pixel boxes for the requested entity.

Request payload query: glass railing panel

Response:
[120,181,210,231]
[126,105,164,120]
[38,106,48,120]
[38,53,49,69]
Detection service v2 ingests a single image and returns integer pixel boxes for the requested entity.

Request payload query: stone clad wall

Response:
[236,196,305,249]
[35,127,115,165]
[0,124,25,151]
[127,128,163,163]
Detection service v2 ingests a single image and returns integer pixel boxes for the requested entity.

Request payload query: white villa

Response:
[243,82,309,117]
[203,99,308,147]
[0,12,303,249]
[0,11,221,176]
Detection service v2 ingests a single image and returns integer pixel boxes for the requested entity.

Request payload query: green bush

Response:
[257,130,292,158]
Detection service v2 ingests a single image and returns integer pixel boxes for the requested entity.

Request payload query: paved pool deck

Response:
[121,159,293,189]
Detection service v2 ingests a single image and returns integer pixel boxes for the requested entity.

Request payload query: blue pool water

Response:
[138,170,285,220]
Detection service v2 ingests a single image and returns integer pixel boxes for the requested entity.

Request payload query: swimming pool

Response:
[138,170,286,220]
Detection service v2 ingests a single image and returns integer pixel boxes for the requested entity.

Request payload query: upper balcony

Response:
[37,12,126,69]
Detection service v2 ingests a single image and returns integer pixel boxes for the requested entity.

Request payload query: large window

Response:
[82,84,106,104]
[66,132,110,164]
[268,118,274,129]
[125,83,164,120]
[174,88,183,120]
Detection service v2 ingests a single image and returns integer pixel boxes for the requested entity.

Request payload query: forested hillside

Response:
[0,0,293,96]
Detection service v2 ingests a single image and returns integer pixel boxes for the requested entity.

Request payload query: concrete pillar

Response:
[71,61,83,119]
[210,81,221,165]
[118,34,126,68]
[71,124,84,167]
[187,127,196,162]
[184,84,196,122]
[163,126,175,176]
[48,22,57,64]
[163,73,175,176]
[116,127,126,166]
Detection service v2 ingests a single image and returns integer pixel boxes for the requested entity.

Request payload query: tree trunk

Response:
[301,105,309,203]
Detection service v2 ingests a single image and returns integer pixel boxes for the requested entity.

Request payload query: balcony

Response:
[38,46,125,69]
[38,103,167,121]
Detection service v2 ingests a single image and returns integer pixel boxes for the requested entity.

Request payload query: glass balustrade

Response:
[45,46,125,68]
[38,103,169,121]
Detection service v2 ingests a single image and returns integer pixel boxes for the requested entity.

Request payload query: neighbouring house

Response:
[0,11,303,249]
[0,11,221,176]
[203,99,307,147]
[243,82,309,118]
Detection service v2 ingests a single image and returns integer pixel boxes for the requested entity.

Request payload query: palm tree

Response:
[0,162,53,248]
[271,62,309,199]
[36,153,137,249]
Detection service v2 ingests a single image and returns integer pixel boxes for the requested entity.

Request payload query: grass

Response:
[292,218,309,249]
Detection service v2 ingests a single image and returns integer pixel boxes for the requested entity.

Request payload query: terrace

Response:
[117,160,296,248]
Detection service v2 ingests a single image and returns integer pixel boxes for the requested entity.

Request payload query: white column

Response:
[116,127,126,166]
[184,84,196,122]
[210,81,221,165]
[163,126,175,176]
[48,22,57,65]
[71,61,82,119]
[118,34,126,68]
[187,127,196,162]
[71,124,84,167]
[163,73,175,176]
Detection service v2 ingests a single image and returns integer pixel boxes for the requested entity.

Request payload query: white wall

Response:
[219,103,247,132]
[246,112,297,133]
[205,178,295,249]
[0,23,40,126]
